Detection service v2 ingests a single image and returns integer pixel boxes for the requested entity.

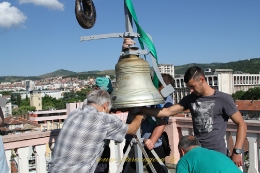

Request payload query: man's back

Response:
[48,106,127,173]
[176,147,242,173]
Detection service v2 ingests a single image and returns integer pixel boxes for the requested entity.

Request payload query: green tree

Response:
[20,94,30,107]
[16,94,22,107]
[42,95,56,110]
[20,99,30,107]
[10,93,22,106]
[232,87,260,100]
[42,95,66,110]
[75,88,91,102]
[54,99,66,109]
[242,87,260,100]
[0,91,13,95]
[232,90,245,101]
[63,92,77,103]
[25,94,29,101]
[43,105,55,111]
[12,106,36,117]
[10,93,16,105]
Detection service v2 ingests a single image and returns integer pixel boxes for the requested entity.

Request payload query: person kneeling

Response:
[177,135,242,173]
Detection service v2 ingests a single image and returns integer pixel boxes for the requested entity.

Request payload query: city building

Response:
[158,64,174,77]
[13,90,62,100]
[236,100,260,120]
[30,90,42,110]
[0,96,11,118]
[1,102,12,118]
[174,69,260,103]
[21,80,35,91]
[0,116,41,135]
[29,108,67,125]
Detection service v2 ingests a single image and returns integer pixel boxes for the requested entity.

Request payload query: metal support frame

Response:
[116,129,156,173]
[79,2,171,172]
[79,2,175,97]
[80,1,146,57]
[116,129,170,173]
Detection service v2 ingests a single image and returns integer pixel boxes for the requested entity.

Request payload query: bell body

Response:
[111,54,164,108]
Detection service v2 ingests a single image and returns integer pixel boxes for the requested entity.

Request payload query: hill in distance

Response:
[39,69,116,81]
[1,58,260,82]
[39,69,78,78]
[174,58,260,74]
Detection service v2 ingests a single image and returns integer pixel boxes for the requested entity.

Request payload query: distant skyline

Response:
[1,0,259,76]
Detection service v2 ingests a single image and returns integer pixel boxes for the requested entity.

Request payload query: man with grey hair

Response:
[48,90,144,173]
[176,135,242,173]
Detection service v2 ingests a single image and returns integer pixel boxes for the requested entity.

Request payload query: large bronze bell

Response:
[111,50,164,108]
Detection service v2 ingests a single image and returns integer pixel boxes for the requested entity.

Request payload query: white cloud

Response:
[0,2,27,28]
[19,0,64,11]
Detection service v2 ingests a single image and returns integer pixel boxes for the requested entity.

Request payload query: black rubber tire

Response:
[75,0,96,29]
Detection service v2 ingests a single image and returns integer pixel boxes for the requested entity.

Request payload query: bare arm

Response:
[0,107,4,127]
[126,115,144,135]
[144,119,167,150]
[142,104,184,118]
[230,111,247,167]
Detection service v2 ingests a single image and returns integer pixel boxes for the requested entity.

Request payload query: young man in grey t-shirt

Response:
[141,66,247,167]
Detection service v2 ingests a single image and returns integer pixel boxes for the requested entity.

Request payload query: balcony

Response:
[2,116,260,173]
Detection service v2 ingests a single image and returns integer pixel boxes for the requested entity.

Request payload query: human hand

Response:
[231,153,243,167]
[144,139,154,150]
[122,38,136,49]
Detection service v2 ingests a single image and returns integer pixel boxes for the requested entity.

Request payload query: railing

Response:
[2,130,59,173]
[2,117,260,173]
[165,117,260,173]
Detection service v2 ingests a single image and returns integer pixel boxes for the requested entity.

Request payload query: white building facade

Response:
[158,64,174,77]
[174,70,260,103]
[13,90,62,100]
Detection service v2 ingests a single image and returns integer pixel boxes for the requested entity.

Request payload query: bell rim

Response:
[112,99,164,108]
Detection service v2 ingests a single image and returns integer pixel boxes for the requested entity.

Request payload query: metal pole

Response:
[124,1,134,34]
[124,5,143,171]
[134,129,144,173]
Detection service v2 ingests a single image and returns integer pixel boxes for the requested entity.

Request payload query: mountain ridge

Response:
[1,58,260,82]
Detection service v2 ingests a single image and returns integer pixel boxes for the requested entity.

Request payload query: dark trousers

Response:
[94,145,110,173]
[122,140,167,173]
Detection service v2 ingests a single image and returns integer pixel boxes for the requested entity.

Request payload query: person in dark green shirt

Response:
[176,135,242,173]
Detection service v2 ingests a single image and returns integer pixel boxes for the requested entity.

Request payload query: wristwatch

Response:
[233,148,243,154]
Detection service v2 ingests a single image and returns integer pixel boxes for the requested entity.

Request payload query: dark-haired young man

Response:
[141,66,247,167]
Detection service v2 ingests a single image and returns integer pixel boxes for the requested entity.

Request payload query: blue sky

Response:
[0,0,259,76]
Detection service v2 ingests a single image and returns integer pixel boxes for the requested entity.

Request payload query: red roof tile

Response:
[4,116,40,127]
[235,100,260,111]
